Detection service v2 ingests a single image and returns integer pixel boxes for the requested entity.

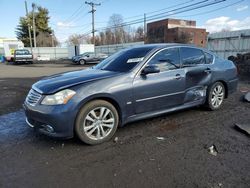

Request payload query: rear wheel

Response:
[75,100,119,145]
[206,82,225,110]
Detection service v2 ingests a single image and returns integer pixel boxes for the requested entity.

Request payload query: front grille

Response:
[25,89,42,106]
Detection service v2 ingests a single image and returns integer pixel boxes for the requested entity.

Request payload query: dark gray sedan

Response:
[72,52,108,65]
[24,44,238,145]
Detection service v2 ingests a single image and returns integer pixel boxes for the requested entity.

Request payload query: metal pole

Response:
[32,3,37,48]
[144,13,147,42]
[85,1,101,46]
[51,34,54,47]
[24,1,33,52]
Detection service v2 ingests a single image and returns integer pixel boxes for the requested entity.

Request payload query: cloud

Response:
[56,22,75,28]
[202,16,250,33]
[236,5,248,11]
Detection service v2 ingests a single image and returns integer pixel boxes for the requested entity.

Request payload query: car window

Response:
[94,47,154,72]
[180,47,206,66]
[15,50,30,55]
[204,52,214,64]
[147,48,180,72]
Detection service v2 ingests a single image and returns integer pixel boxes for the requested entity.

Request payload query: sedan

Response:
[72,52,108,65]
[24,44,238,145]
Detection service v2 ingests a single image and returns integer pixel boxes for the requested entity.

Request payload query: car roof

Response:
[131,43,198,50]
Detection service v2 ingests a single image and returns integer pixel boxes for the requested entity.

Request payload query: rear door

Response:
[180,47,213,101]
[133,47,186,114]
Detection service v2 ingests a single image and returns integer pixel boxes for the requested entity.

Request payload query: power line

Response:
[94,0,225,32]
[64,2,86,22]
[178,0,245,17]
[62,0,229,41]
[95,0,197,23]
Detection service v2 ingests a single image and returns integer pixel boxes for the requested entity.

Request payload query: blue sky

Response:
[0,0,249,44]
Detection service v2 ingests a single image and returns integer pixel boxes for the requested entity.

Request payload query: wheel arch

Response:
[210,80,228,98]
[214,79,228,98]
[75,94,123,127]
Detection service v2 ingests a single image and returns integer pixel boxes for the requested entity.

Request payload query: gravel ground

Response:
[0,63,249,188]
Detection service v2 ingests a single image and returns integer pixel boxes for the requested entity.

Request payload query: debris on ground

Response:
[239,87,249,93]
[113,137,119,143]
[235,123,250,135]
[218,183,223,187]
[244,92,250,102]
[208,145,218,156]
[156,137,165,141]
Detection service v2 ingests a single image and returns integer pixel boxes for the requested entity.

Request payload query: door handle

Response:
[175,74,181,80]
[204,68,212,74]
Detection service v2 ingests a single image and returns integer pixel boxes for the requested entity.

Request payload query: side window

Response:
[180,47,206,66]
[204,52,214,64]
[148,48,180,72]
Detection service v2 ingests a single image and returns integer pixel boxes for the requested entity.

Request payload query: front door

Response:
[133,48,186,114]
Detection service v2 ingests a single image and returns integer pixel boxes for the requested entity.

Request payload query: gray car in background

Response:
[72,52,108,65]
[24,44,238,145]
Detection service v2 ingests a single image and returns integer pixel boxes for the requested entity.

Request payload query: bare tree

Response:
[108,14,125,44]
[135,26,144,42]
[67,34,91,46]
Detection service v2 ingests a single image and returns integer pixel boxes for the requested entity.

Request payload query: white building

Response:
[0,38,24,57]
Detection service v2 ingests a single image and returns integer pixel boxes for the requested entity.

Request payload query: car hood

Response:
[32,68,120,94]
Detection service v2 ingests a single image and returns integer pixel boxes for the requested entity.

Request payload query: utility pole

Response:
[144,13,147,42]
[32,3,37,48]
[24,1,32,52]
[85,1,101,45]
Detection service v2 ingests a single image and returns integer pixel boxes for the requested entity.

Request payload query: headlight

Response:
[41,89,76,105]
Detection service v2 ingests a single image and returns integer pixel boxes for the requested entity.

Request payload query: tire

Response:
[79,59,86,65]
[75,100,119,145]
[206,82,225,110]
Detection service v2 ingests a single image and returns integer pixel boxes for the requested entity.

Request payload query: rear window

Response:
[180,47,206,66]
[95,47,153,72]
[15,50,30,55]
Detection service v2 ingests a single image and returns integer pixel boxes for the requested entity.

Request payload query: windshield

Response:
[94,47,153,72]
[79,52,92,56]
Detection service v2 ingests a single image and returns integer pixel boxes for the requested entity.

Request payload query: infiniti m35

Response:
[24,44,238,145]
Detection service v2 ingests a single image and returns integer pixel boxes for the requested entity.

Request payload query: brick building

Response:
[147,18,208,47]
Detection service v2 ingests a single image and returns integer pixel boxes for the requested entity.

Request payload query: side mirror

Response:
[141,65,160,75]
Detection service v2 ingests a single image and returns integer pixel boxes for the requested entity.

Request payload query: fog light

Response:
[45,125,54,133]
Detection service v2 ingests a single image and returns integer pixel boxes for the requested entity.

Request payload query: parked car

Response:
[11,49,33,64]
[24,44,238,145]
[72,52,108,65]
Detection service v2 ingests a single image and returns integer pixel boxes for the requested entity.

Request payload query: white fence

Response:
[95,42,145,55]
[207,29,250,58]
[25,47,69,60]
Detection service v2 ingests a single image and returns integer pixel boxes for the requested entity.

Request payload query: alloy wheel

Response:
[83,107,115,140]
[211,84,224,108]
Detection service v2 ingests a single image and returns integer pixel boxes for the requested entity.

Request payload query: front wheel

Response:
[75,100,119,145]
[79,59,86,65]
[206,82,225,110]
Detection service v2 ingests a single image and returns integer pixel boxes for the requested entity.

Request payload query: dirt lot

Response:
[0,63,249,188]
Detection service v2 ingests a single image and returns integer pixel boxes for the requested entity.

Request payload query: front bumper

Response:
[71,59,79,64]
[23,102,77,139]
